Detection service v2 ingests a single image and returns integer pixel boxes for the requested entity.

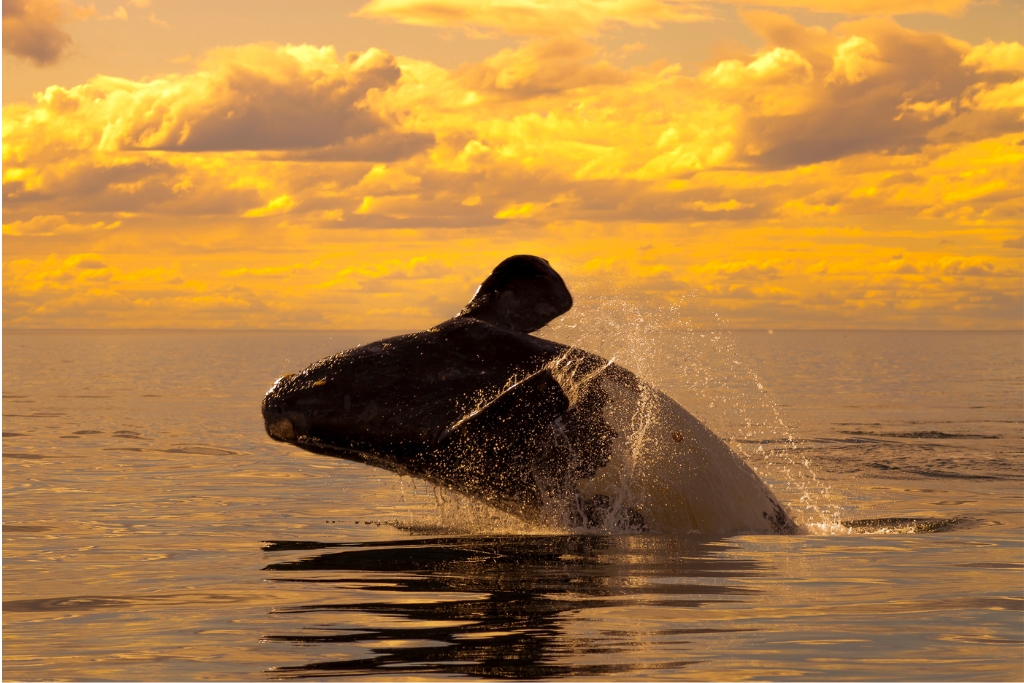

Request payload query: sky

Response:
[3,0,1022,330]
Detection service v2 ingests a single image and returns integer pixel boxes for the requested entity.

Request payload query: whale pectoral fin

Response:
[439,368,568,448]
[433,368,569,509]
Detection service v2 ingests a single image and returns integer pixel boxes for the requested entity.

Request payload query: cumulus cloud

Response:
[5,44,432,156]
[962,40,1024,74]
[715,15,1006,169]
[356,0,710,37]
[2,44,437,217]
[6,26,1020,227]
[458,39,626,98]
[3,14,1021,329]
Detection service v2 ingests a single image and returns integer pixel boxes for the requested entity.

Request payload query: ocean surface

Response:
[3,325,1022,680]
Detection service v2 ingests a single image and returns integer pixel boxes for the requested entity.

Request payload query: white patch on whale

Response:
[532,357,792,535]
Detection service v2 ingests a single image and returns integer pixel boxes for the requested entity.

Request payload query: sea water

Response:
[3,327,1022,680]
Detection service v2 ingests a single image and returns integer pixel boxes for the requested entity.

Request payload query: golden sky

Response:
[3,0,1022,329]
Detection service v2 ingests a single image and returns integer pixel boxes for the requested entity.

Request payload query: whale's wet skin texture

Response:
[262,255,795,534]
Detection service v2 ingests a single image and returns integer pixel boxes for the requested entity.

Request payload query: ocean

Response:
[3,325,1022,680]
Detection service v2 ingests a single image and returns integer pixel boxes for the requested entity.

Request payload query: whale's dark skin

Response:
[263,255,795,532]
[262,256,620,521]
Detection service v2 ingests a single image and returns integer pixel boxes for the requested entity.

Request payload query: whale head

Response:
[261,255,576,471]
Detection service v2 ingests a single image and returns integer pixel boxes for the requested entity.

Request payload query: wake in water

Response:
[839,517,966,533]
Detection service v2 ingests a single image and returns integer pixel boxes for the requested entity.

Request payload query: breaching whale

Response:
[262,255,796,534]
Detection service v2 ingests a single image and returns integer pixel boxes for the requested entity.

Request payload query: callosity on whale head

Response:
[262,255,797,535]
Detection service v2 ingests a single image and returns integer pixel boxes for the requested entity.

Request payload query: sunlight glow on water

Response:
[3,327,1022,679]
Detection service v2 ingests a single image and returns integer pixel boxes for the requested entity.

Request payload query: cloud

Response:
[243,195,296,218]
[458,39,626,98]
[219,262,321,278]
[6,26,1020,228]
[4,44,432,158]
[2,249,469,329]
[726,0,970,16]
[153,46,400,152]
[2,214,121,236]
[354,0,971,38]
[356,0,710,37]
[716,15,998,168]
[962,41,1024,74]
[962,79,1024,112]
[66,254,108,269]
[698,259,783,282]
[826,35,883,84]
[2,0,92,66]
[3,44,437,218]
[3,16,1021,330]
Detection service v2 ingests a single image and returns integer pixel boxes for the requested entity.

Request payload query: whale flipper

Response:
[438,368,568,447]
[434,369,569,512]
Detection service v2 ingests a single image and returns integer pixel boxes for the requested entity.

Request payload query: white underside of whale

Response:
[573,375,788,535]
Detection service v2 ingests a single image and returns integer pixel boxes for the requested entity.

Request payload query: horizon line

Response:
[3,327,1021,333]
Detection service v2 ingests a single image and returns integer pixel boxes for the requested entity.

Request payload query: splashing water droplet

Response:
[539,275,842,532]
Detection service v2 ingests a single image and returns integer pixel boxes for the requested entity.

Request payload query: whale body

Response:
[262,255,796,534]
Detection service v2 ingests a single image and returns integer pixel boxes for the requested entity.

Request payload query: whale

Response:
[262,255,796,534]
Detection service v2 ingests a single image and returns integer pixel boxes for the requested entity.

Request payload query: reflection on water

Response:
[262,534,758,678]
[3,330,1022,680]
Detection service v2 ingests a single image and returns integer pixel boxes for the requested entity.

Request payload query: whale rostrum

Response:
[262,255,797,534]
